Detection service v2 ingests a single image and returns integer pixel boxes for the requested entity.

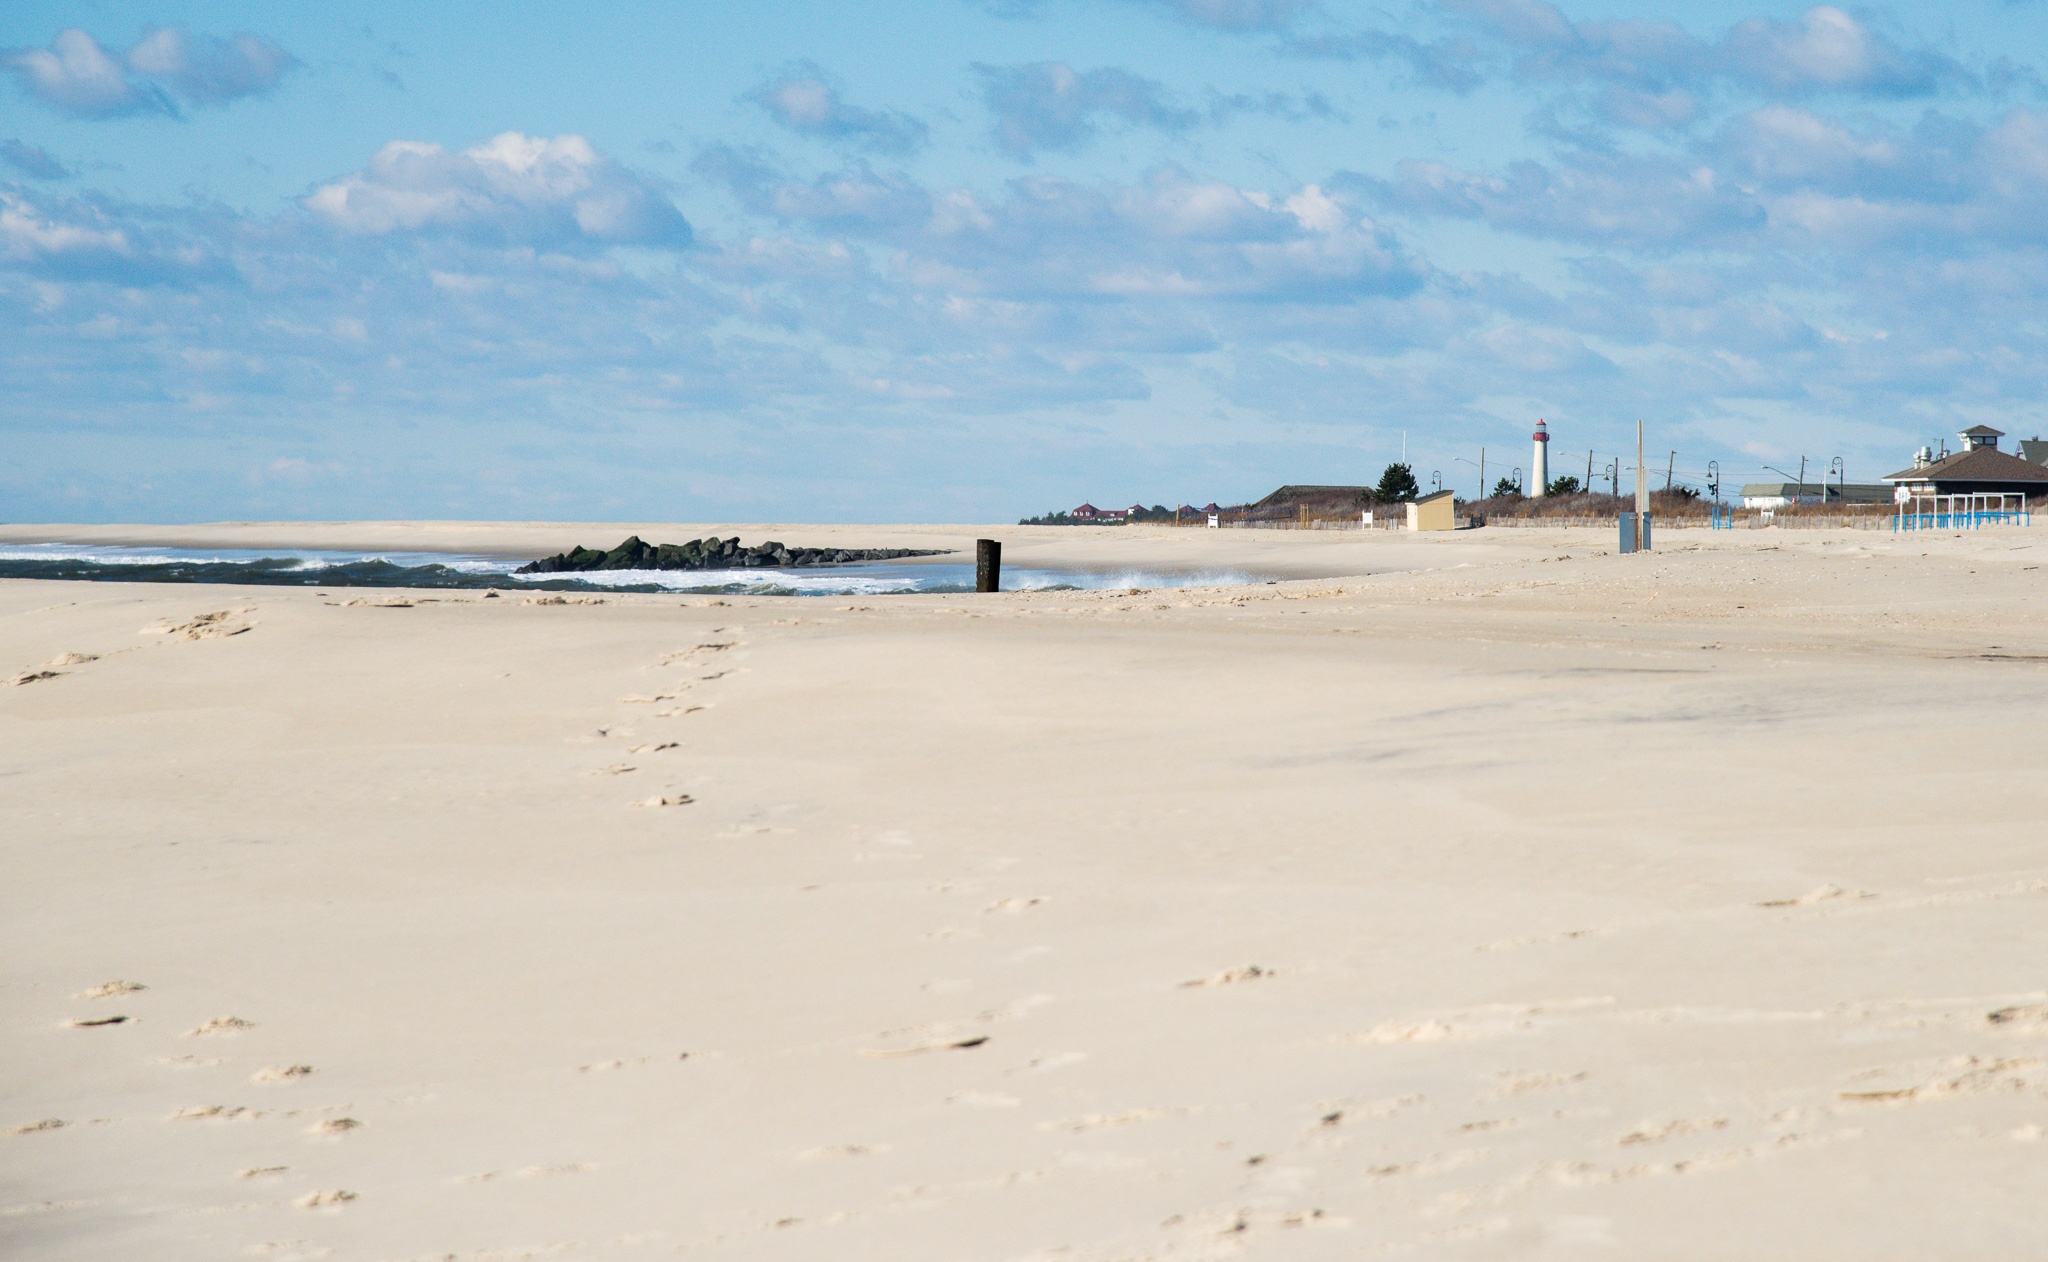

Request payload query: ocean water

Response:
[0,544,1261,596]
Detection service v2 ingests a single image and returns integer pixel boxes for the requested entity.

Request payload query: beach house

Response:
[1406,488,1458,531]
[1740,482,1891,509]
[1882,427,2048,497]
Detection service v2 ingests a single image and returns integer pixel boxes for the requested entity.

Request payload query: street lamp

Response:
[1763,462,1809,504]
[1706,460,1721,503]
[1828,457,1845,505]
[1453,455,1488,498]
[1431,470,1442,494]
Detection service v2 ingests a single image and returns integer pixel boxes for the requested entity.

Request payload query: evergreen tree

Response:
[1491,477,1521,498]
[1546,475,1582,496]
[1375,462,1420,503]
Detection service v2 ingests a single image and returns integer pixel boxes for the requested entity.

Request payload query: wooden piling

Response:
[976,539,1001,593]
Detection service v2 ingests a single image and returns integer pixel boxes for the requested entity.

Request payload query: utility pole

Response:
[1587,450,1594,491]
[1480,447,1486,500]
[1666,451,1675,491]
[1797,454,1807,504]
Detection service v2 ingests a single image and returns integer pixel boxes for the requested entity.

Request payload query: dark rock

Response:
[514,537,952,575]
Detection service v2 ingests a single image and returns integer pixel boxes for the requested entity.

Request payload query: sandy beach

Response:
[6,521,2048,1260]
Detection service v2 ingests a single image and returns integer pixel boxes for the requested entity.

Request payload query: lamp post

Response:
[1829,457,1844,505]
[1454,455,1481,498]
[1706,460,1721,503]
[1763,464,1809,506]
[1605,460,1618,498]
[1430,470,1442,495]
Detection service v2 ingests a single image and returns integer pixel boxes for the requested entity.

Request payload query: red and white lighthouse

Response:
[1531,419,1551,497]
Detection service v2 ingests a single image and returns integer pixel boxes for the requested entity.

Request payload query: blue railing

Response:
[1893,507,2033,532]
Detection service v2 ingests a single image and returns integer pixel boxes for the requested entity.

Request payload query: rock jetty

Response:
[515,536,950,574]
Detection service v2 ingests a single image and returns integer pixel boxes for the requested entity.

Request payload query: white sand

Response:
[5,521,2048,1259]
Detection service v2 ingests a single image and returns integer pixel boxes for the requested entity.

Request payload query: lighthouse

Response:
[1531,419,1551,497]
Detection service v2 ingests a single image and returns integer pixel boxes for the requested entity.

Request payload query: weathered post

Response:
[976,539,1001,593]
[1636,419,1649,553]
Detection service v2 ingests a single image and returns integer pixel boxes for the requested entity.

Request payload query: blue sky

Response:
[4,1,2047,521]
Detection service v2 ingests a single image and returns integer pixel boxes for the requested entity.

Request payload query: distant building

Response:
[2020,437,2048,465]
[1407,488,1458,531]
[1740,482,1892,509]
[1883,427,2048,497]
[1070,503,1127,522]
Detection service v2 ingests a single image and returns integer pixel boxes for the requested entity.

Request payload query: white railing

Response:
[1894,492,2033,532]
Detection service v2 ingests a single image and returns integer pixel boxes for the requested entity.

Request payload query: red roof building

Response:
[1884,427,2048,496]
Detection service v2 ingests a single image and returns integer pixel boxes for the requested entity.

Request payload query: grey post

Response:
[1636,419,1649,553]
[976,539,1002,593]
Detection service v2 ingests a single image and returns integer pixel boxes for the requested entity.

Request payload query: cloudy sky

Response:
[5,1,2046,521]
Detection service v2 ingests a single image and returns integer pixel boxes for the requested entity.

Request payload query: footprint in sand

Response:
[10,1119,65,1135]
[186,1016,254,1037]
[632,794,694,807]
[1359,1019,1460,1044]
[1038,1108,1180,1133]
[1837,1055,2045,1104]
[587,764,638,776]
[78,980,145,1000]
[145,610,254,640]
[1757,884,1875,908]
[307,1117,360,1137]
[251,1065,314,1084]
[984,897,1047,914]
[169,1105,262,1122]
[799,1144,889,1159]
[295,1190,356,1209]
[858,1036,989,1058]
[1180,965,1273,988]
[660,643,736,665]
[1618,1118,1728,1146]
[627,742,679,754]
[66,1015,129,1028]
[7,669,64,686]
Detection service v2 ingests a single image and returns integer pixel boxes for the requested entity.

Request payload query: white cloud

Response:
[1722,6,1936,95]
[125,27,296,106]
[2,28,160,118]
[304,133,693,248]
[3,25,295,118]
[746,63,928,154]
[0,188,134,262]
[976,62,1201,155]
